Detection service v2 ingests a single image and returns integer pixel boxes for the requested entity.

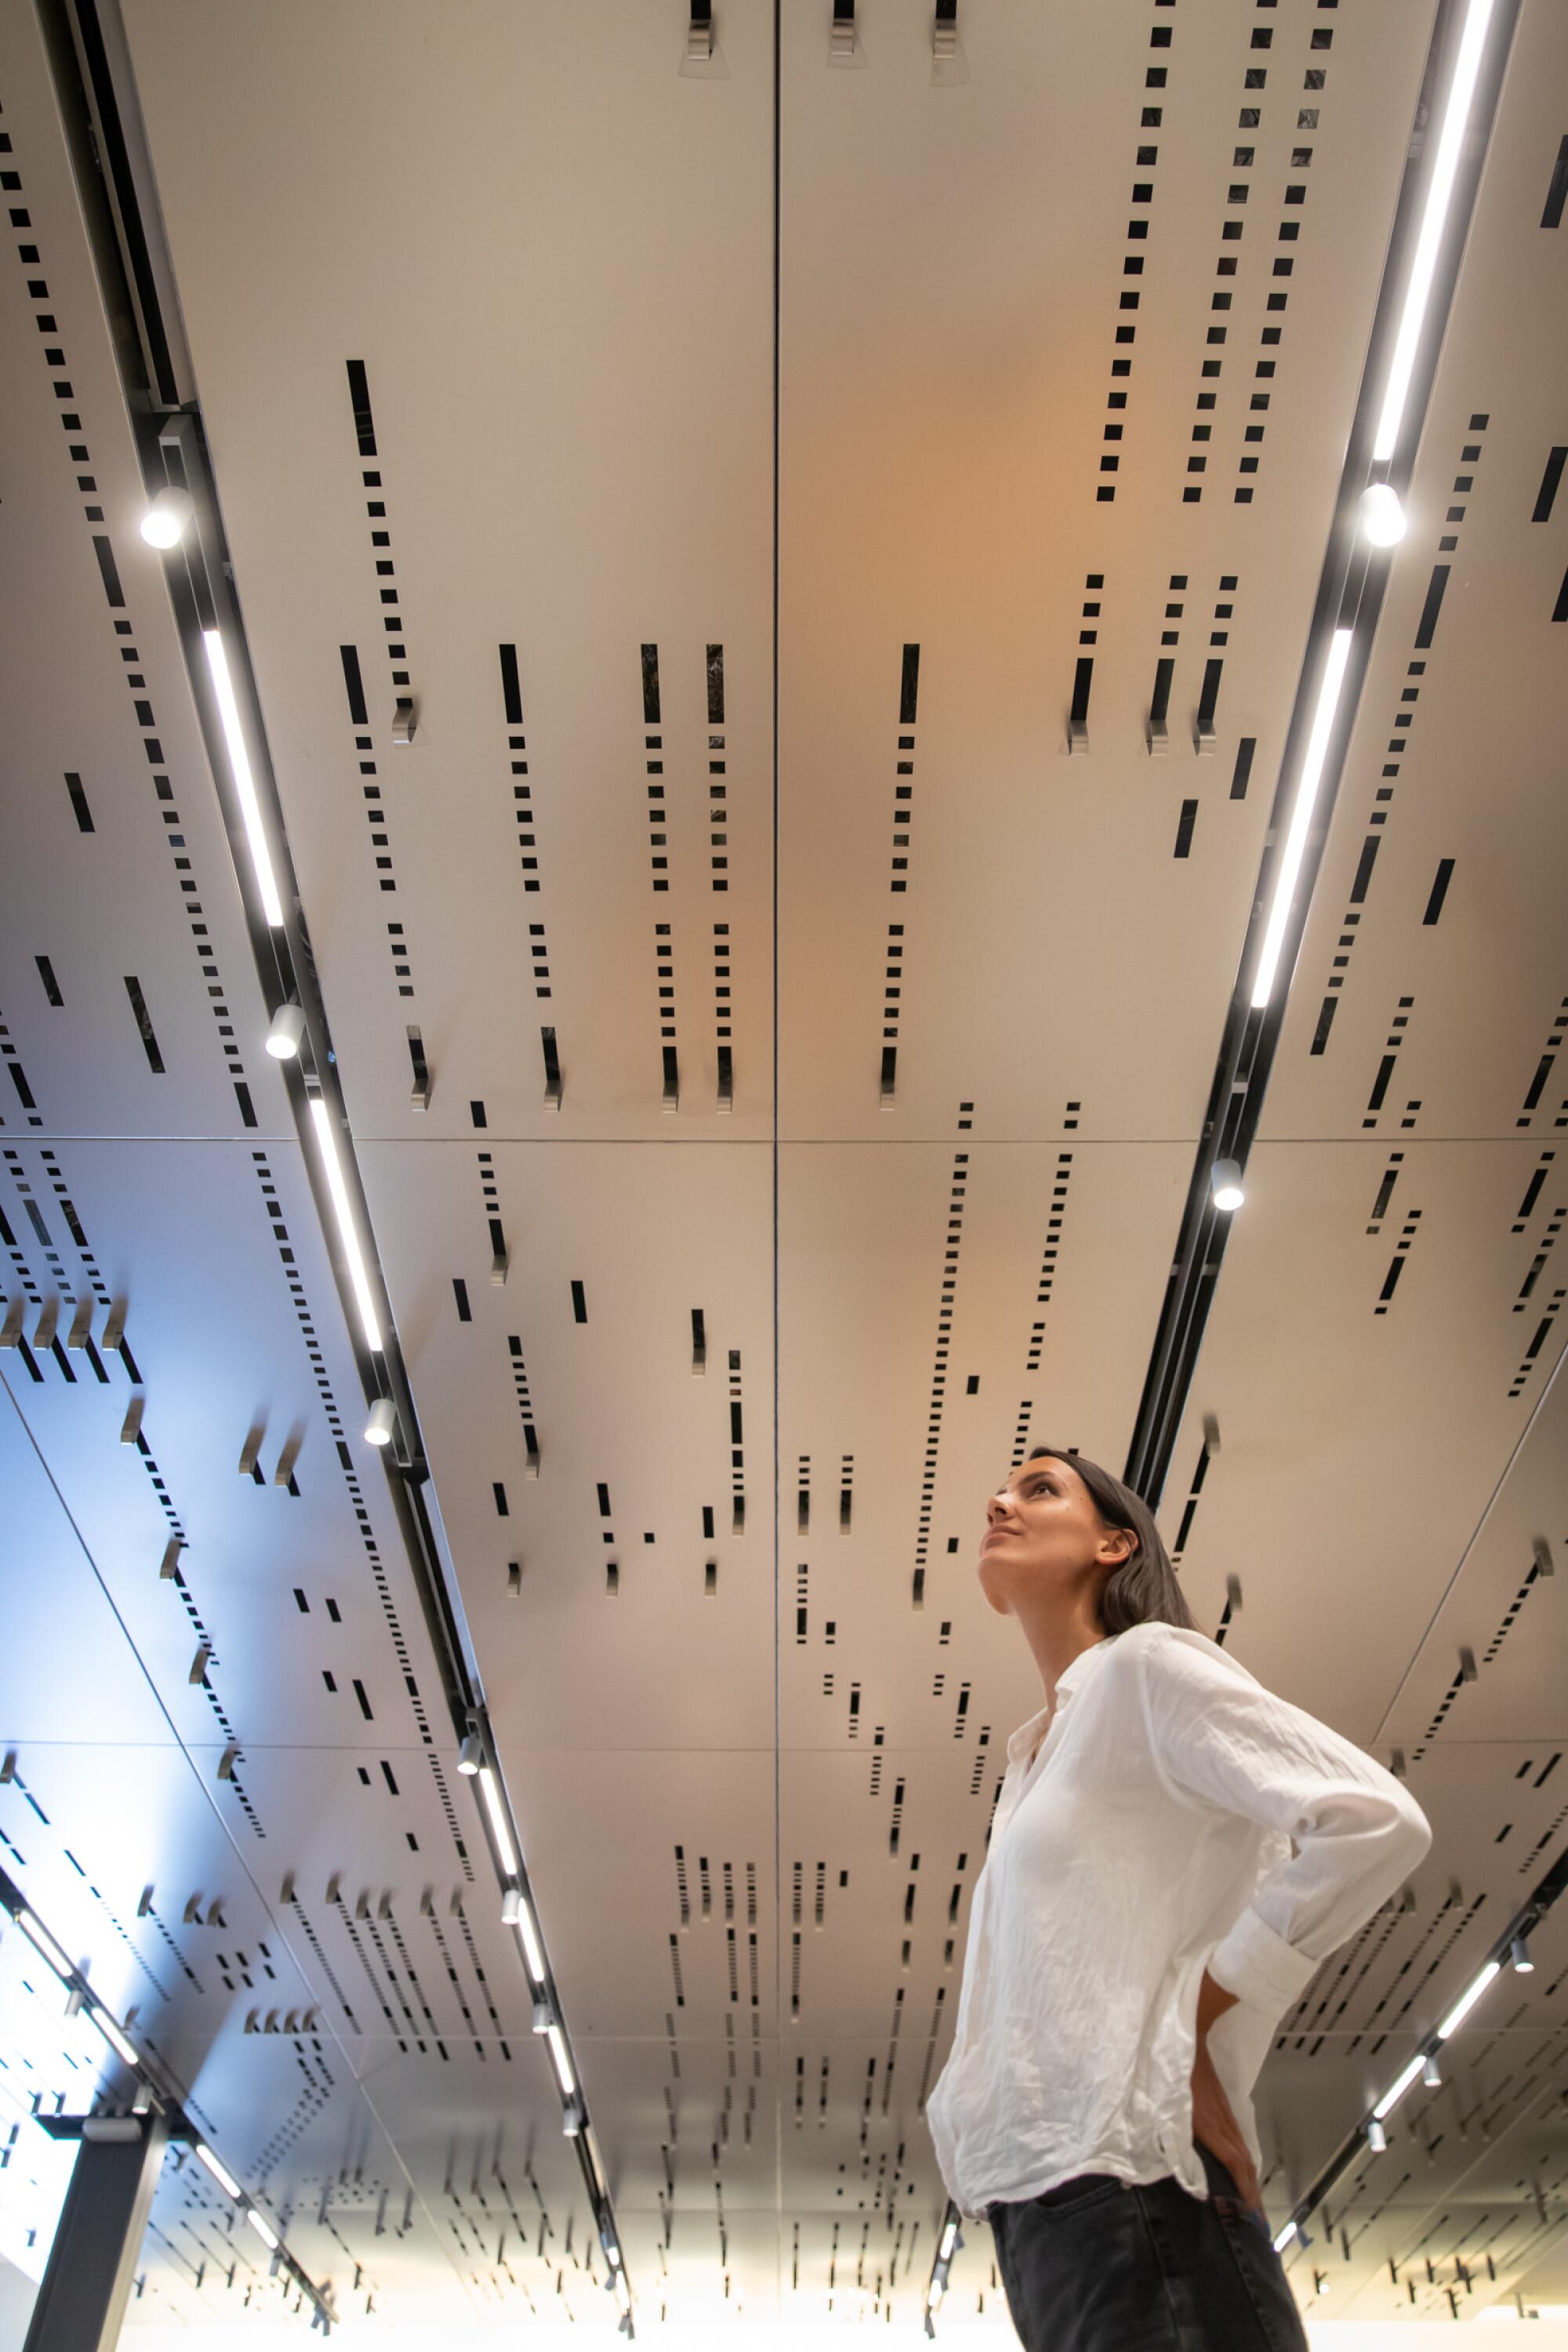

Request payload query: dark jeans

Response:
[986,2142,1310,2351]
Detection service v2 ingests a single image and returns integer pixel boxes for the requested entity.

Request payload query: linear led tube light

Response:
[193,2140,242,2201]
[512,1893,546,1985]
[546,2022,575,2096]
[307,1096,383,1352]
[201,630,285,928]
[247,2206,280,2252]
[15,1907,73,1982]
[1372,2051,1429,2122]
[477,1766,517,1877]
[88,2005,140,2068]
[1436,1957,1501,2039]
[1250,628,1354,1011]
[1372,0,1495,462]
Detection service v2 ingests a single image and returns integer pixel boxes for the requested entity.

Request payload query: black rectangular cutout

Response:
[1230,737,1254,799]
[706,642,725,726]
[351,1678,374,1720]
[1414,564,1449,648]
[1348,836,1380,905]
[124,975,165,1073]
[1543,135,1568,230]
[899,643,920,726]
[92,534,125,608]
[1553,567,1568,626]
[346,360,377,456]
[1174,799,1197,858]
[1197,658,1222,727]
[1070,657,1093,724]
[339,645,368,724]
[499,643,523,724]
[453,1278,471,1322]
[1534,448,1566,522]
[35,956,62,1006]
[64,771,94,831]
[1150,658,1174,724]
[641,642,661,724]
[1422,858,1454,924]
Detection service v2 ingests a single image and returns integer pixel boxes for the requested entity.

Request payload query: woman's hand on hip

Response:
[1190,2034,1267,2224]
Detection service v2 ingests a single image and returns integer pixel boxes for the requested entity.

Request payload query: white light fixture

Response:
[246,2206,280,2252]
[477,1766,517,1877]
[1372,0,1496,462]
[15,1908,73,1982]
[1373,2051,1428,2121]
[511,1892,546,1984]
[938,2218,957,2261]
[140,486,194,547]
[1510,1933,1534,1973]
[1437,1958,1501,2040]
[501,1887,521,1925]
[266,1003,307,1060]
[1250,628,1354,1011]
[365,1397,396,1448]
[456,1734,481,1777]
[88,2005,140,2068]
[201,631,285,928]
[193,2140,242,2201]
[546,2021,575,2096]
[1211,1159,1245,1212]
[1366,2118,1387,2154]
[306,1095,383,1352]
[1358,482,1406,546]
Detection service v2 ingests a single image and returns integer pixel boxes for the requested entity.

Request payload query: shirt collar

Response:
[1004,1633,1118,1763]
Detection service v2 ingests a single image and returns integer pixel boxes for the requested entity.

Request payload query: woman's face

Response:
[975,1457,1128,1615]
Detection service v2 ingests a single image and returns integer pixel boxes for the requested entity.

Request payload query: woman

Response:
[925,1445,1432,2350]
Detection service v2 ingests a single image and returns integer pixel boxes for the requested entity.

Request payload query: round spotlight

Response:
[456,1733,482,1777]
[1359,482,1406,546]
[1211,1158,1245,1211]
[365,1396,397,1448]
[266,1003,307,1060]
[140,487,195,548]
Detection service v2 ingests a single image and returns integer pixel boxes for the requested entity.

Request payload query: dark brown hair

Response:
[1025,1446,1196,1634]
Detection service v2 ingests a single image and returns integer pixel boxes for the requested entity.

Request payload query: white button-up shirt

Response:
[926,1621,1432,2220]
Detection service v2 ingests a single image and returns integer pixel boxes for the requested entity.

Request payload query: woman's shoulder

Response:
[1112,1620,1262,1685]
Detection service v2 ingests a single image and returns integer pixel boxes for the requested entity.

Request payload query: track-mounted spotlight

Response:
[266,1003,307,1060]
[140,486,194,546]
[1211,1160,1244,1211]
[364,1397,396,1448]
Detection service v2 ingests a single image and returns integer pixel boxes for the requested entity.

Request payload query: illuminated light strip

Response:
[1249,629,1353,1011]
[546,2022,575,2097]
[194,2139,242,2201]
[201,630,285,928]
[477,1766,517,1877]
[1437,1957,1501,2041]
[1371,0,1496,461]
[247,2206,280,2252]
[15,1907,73,1981]
[307,1095,383,1352]
[511,1893,546,1985]
[87,2005,140,2069]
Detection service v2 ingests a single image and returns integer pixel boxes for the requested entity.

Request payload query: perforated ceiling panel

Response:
[2,0,1568,2338]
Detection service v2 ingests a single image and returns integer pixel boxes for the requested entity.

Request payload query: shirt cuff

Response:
[1207,1902,1322,2020]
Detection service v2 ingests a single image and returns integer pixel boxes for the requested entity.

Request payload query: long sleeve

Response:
[1134,1624,1433,2022]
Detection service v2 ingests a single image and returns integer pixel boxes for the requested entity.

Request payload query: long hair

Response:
[1025,1446,1196,1634]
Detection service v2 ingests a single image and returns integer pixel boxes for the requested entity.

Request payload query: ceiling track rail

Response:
[1124,0,1520,1514]
[34,0,633,2323]
[929,0,1523,2326]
